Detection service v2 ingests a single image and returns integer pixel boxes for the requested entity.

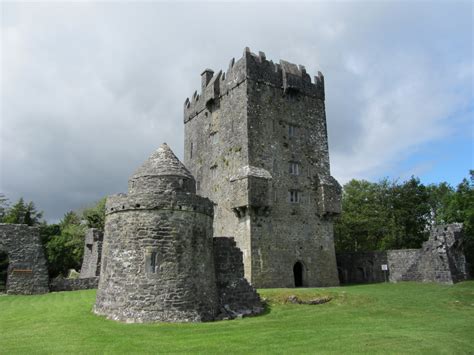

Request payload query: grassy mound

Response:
[1,282,473,353]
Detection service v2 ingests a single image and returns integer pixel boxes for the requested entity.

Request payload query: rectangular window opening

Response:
[288,124,297,138]
[210,131,218,144]
[289,162,300,175]
[150,252,157,273]
[146,251,158,274]
[289,190,301,204]
[210,165,218,179]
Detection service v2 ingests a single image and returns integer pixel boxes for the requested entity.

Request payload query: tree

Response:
[334,179,391,251]
[441,171,474,274]
[44,211,86,277]
[384,177,430,249]
[426,182,455,226]
[2,198,43,226]
[82,198,106,230]
[40,199,106,278]
[335,177,431,252]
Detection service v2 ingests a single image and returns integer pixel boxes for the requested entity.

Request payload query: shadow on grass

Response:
[338,281,389,287]
[258,300,272,317]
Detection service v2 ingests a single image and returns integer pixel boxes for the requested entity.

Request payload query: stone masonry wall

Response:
[388,223,469,284]
[50,276,99,292]
[214,237,263,318]
[80,228,103,278]
[184,48,341,288]
[95,191,219,323]
[336,251,388,284]
[339,224,469,285]
[387,249,422,282]
[0,223,49,294]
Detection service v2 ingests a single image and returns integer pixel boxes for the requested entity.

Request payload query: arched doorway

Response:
[0,250,9,293]
[293,261,304,287]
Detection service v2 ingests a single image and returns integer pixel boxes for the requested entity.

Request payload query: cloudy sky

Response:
[1,1,473,222]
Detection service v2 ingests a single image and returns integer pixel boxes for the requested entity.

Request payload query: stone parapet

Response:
[184,47,325,123]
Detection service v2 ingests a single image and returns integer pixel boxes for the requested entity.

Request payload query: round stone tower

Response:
[94,143,219,323]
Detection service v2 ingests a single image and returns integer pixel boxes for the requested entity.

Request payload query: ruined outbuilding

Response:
[336,223,469,285]
[94,143,262,323]
[0,223,49,294]
[388,223,469,284]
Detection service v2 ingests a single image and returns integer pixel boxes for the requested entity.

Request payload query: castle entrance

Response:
[0,250,9,293]
[293,261,304,287]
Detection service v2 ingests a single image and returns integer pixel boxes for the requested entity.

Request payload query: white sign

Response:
[381,264,388,271]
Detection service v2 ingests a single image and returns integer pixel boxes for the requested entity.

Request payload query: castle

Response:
[0,49,468,326]
[93,48,341,322]
[184,48,341,288]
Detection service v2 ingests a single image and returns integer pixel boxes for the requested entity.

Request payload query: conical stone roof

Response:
[131,143,194,180]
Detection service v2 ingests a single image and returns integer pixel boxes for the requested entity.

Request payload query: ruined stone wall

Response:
[50,276,99,292]
[387,249,422,282]
[214,237,263,318]
[80,228,103,278]
[95,191,219,323]
[338,224,469,285]
[336,251,388,284]
[0,224,49,294]
[184,49,341,288]
[388,223,469,284]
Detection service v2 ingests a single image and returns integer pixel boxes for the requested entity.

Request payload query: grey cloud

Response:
[1,2,472,221]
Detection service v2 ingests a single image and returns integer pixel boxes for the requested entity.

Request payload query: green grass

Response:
[1,282,473,354]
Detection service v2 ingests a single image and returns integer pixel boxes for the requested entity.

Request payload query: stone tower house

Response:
[184,48,341,288]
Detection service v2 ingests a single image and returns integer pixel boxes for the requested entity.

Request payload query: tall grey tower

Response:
[184,48,341,288]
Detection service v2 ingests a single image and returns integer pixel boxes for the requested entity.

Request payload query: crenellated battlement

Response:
[184,47,325,123]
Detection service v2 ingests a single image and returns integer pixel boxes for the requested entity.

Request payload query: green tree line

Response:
[334,171,474,273]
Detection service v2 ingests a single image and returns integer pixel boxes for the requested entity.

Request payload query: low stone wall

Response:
[336,251,388,284]
[50,276,99,292]
[214,237,264,318]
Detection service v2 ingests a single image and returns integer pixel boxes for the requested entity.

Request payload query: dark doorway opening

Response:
[293,261,304,287]
[0,251,9,293]
[337,267,345,284]
[356,267,365,283]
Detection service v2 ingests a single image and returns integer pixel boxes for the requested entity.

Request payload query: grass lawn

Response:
[0,282,473,354]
